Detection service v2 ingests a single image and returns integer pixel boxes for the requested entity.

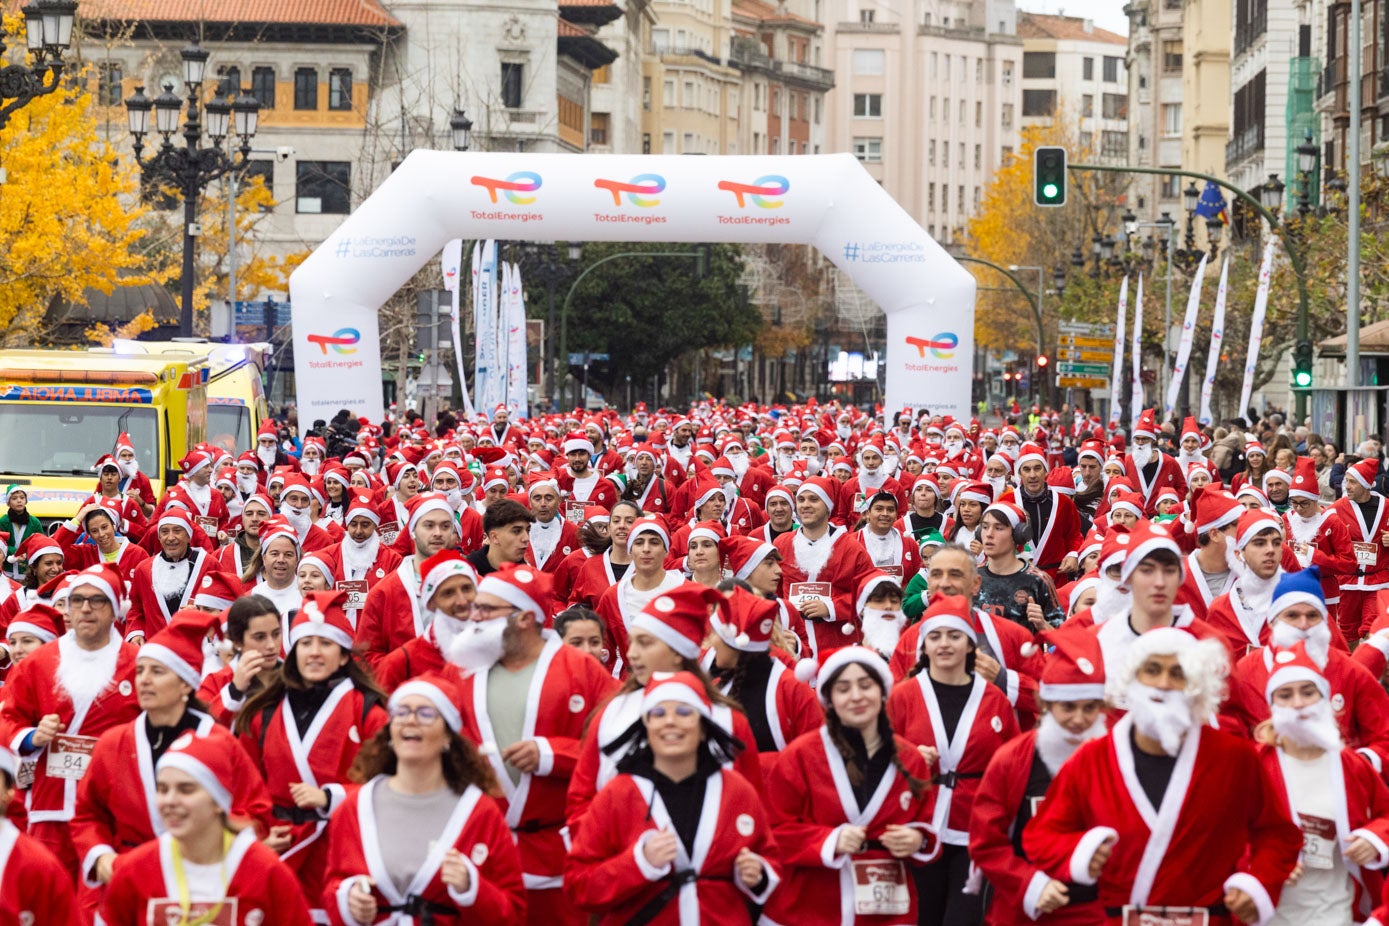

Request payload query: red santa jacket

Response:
[102,830,314,926]
[760,727,940,926]
[849,526,921,582]
[524,517,581,573]
[78,491,150,541]
[594,571,687,678]
[125,548,214,640]
[889,613,1044,726]
[50,526,148,589]
[0,635,139,824]
[1023,716,1302,925]
[1177,550,1236,621]
[375,625,449,693]
[774,527,877,656]
[553,469,619,510]
[887,673,1021,844]
[703,653,822,780]
[564,769,780,926]
[552,547,595,604]
[1022,489,1085,580]
[626,476,670,516]
[566,549,623,609]
[833,475,906,527]
[1285,508,1358,605]
[323,778,527,926]
[325,538,403,618]
[71,710,274,884]
[0,819,79,925]
[1125,453,1189,515]
[116,470,156,511]
[1331,494,1389,590]
[453,638,619,888]
[355,557,424,672]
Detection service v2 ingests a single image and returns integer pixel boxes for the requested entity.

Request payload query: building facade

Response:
[1017,12,1128,162]
[1122,0,1186,223]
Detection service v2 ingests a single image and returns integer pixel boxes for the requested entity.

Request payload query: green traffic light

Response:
[1042,183,1058,199]
[1294,371,1312,387]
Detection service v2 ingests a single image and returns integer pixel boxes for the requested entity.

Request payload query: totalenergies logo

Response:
[717,175,789,208]
[594,173,665,207]
[906,332,958,359]
[307,328,361,355]
[470,171,543,205]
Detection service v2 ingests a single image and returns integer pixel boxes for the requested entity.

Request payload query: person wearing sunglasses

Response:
[324,673,527,924]
[565,671,780,925]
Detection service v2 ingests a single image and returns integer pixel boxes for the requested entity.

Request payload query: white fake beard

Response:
[802,455,821,476]
[282,505,311,539]
[987,476,1006,496]
[1126,681,1194,757]
[430,611,468,655]
[444,488,466,512]
[236,473,258,494]
[860,467,886,491]
[300,459,321,477]
[1177,449,1204,466]
[1000,445,1019,461]
[257,445,277,466]
[1091,581,1131,624]
[341,533,380,576]
[447,617,508,676]
[729,454,750,478]
[151,554,194,602]
[1271,700,1343,752]
[944,440,964,456]
[837,425,852,439]
[882,455,900,477]
[721,483,738,511]
[1036,712,1108,776]
[56,632,121,705]
[792,528,836,581]
[118,458,139,478]
[860,608,906,657]
[1131,445,1154,469]
[1287,510,1325,544]
[1269,618,1332,668]
[183,481,211,512]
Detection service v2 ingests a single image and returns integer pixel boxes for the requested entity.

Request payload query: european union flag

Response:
[1192,180,1228,221]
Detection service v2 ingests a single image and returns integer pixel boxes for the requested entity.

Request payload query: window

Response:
[958,100,966,124]
[852,49,884,75]
[928,184,935,211]
[295,161,350,214]
[973,186,981,209]
[957,185,964,210]
[942,143,948,167]
[929,97,936,120]
[928,140,936,165]
[859,8,874,23]
[929,52,937,78]
[852,136,882,162]
[1161,175,1181,198]
[975,101,982,126]
[293,67,317,110]
[685,81,696,108]
[1082,94,1094,117]
[1101,92,1128,119]
[973,144,981,169]
[853,93,882,117]
[651,28,669,51]
[683,132,696,152]
[663,130,675,152]
[643,77,651,111]
[975,59,982,83]
[501,62,524,108]
[1001,103,1013,127]
[1101,131,1128,158]
[1103,56,1121,82]
[1083,57,1094,80]
[251,67,276,109]
[328,68,352,111]
[1021,89,1056,116]
[216,65,240,97]
[97,62,123,105]
[1161,40,1182,72]
[1001,145,1014,160]
[663,80,674,106]
[771,88,780,115]
[1163,103,1182,135]
[814,96,822,123]
[1022,52,1055,78]
[1002,62,1013,86]
[243,160,275,211]
[958,142,964,165]
[590,112,610,145]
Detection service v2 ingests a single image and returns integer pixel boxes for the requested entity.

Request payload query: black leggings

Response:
[913,842,984,926]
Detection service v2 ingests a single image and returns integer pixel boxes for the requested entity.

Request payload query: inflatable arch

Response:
[288,151,976,425]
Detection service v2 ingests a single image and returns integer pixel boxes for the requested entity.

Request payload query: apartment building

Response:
[1018,12,1128,162]
[1123,0,1186,222]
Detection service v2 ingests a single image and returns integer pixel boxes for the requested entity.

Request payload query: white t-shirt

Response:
[1269,751,1354,926]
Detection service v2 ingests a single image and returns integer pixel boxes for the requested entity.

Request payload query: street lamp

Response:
[1259,173,1285,213]
[126,41,260,337]
[0,0,79,129]
[1205,216,1223,260]
[450,109,473,151]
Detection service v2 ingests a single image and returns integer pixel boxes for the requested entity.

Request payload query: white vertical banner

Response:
[506,262,528,416]
[470,242,484,411]
[1107,276,1128,426]
[1130,275,1145,422]
[1198,258,1229,426]
[474,240,500,412]
[441,239,475,417]
[488,257,508,411]
[1163,252,1208,417]
[1238,238,1276,421]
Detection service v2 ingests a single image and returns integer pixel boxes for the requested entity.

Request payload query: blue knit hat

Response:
[1269,566,1325,618]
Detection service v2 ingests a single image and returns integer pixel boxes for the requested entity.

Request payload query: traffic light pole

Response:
[1068,162,1313,422]
[954,256,1050,408]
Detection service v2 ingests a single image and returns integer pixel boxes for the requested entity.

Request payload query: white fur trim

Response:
[633,831,673,881]
[389,680,463,733]
[1068,826,1118,885]
[445,857,482,906]
[1021,870,1051,921]
[1351,827,1389,870]
[1222,871,1275,926]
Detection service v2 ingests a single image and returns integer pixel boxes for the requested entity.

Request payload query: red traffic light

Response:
[1036,355,1049,368]
[1002,372,1013,381]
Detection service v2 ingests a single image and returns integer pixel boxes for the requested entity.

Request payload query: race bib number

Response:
[378,521,401,547]
[15,756,35,790]
[147,898,237,925]
[45,734,97,781]
[197,516,219,536]
[1354,541,1378,567]
[852,859,910,916]
[338,580,368,611]
[1120,906,1209,926]
[564,500,586,523]
[878,564,904,578]
[789,582,832,614]
[1299,813,1337,870]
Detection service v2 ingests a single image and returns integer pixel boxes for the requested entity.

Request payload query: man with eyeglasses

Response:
[0,564,139,880]
[1283,456,1355,628]
[447,563,617,926]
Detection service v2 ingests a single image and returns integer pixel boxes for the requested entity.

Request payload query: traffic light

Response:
[1292,340,1314,388]
[1034,146,1067,207]
[1036,355,1049,368]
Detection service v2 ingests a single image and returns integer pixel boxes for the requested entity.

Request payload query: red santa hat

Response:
[640,670,713,719]
[115,432,137,455]
[1077,527,1104,563]
[66,563,124,613]
[1016,442,1048,470]
[1107,490,1145,521]
[420,549,478,607]
[956,482,994,508]
[1117,521,1184,588]
[1261,468,1292,492]
[626,516,670,553]
[1235,484,1270,508]
[157,733,235,813]
[630,581,723,660]
[797,476,838,512]
[984,500,1026,532]
[141,609,220,689]
[475,563,553,622]
[1131,408,1159,441]
[764,485,795,510]
[1288,457,1320,502]
[1047,467,1075,496]
[720,535,778,580]
[193,571,243,611]
[10,532,63,567]
[525,473,561,497]
[289,590,355,651]
[687,519,727,548]
[709,587,778,653]
[156,507,195,537]
[258,515,300,552]
[917,593,979,645]
[1038,625,1107,702]
[584,505,610,525]
[1192,488,1242,535]
[1152,487,1181,509]
[385,461,418,490]
[93,453,119,473]
[298,553,337,589]
[563,436,596,456]
[1234,508,1284,550]
[179,449,214,476]
[1264,640,1330,702]
[241,494,275,518]
[1179,417,1203,444]
[344,493,382,526]
[855,570,902,616]
[798,645,893,702]
[7,603,62,643]
[1076,440,1106,464]
[1348,459,1380,489]
[406,492,454,534]
[388,672,464,732]
[1244,441,1266,458]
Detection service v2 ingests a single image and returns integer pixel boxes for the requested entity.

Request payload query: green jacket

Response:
[0,511,45,578]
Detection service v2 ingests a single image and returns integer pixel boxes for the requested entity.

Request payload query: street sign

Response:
[1058,335,1115,349]
[1057,362,1111,376]
[1055,348,1115,363]
[1058,376,1109,389]
[1059,320,1115,336]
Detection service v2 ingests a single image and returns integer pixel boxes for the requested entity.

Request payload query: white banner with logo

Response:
[1238,239,1276,421]
[472,240,500,413]
[1107,276,1128,426]
[1198,258,1228,426]
[1130,275,1145,423]
[441,238,475,417]
[289,153,976,423]
[1164,253,1208,417]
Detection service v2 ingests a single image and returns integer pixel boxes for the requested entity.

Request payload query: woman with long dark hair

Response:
[197,593,284,727]
[566,671,780,924]
[323,673,527,924]
[552,508,611,604]
[762,646,939,925]
[235,589,388,923]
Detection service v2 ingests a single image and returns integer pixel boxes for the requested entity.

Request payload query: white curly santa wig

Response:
[1117,627,1229,724]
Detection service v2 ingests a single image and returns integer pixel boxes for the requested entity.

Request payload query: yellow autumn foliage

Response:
[85,309,157,346]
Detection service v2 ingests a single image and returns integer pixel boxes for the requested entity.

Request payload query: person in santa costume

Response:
[977,501,1063,633]
[356,491,459,672]
[761,645,939,926]
[1284,456,1355,625]
[324,492,402,627]
[566,583,763,832]
[72,610,274,917]
[616,443,670,515]
[947,481,990,555]
[900,477,952,547]
[887,593,1020,926]
[197,593,283,727]
[0,744,79,923]
[0,532,68,628]
[1124,410,1188,515]
[110,432,156,517]
[445,563,617,926]
[239,514,304,621]
[851,491,921,583]
[565,670,781,925]
[524,476,580,574]
[0,564,139,878]
[1023,626,1301,926]
[84,456,150,541]
[213,492,273,583]
[1177,489,1244,620]
[551,507,610,603]
[167,448,232,536]
[277,474,336,553]
[51,499,149,585]
[252,419,300,478]
[324,672,527,925]
[101,731,315,925]
[753,484,800,545]
[1256,640,1389,926]
[1011,442,1084,583]
[833,438,906,527]
[234,590,389,921]
[554,436,619,510]
[375,549,477,692]
[567,501,640,609]
[124,507,214,645]
[969,625,1108,926]
[1204,509,1293,656]
[1330,459,1389,642]
[774,477,876,657]
[595,517,687,676]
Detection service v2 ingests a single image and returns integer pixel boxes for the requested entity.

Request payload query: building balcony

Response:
[728,38,834,90]
[1225,123,1265,167]
[778,59,835,90]
[836,21,900,34]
